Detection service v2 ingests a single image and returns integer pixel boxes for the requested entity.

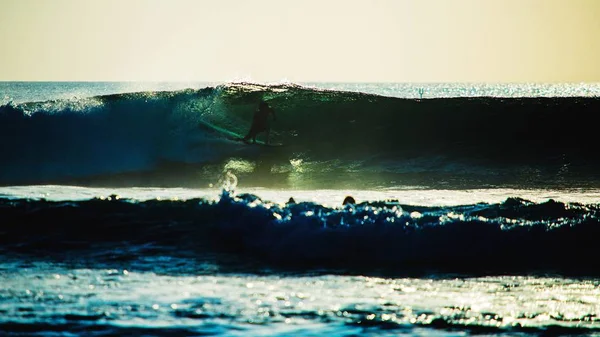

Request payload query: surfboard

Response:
[197,120,284,147]
[243,140,284,147]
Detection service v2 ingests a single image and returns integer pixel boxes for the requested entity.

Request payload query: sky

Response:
[1,0,599,82]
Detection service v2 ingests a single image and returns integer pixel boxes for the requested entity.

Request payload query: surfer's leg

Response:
[265,128,271,145]
[244,127,256,143]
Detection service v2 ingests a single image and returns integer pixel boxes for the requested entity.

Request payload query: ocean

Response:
[1,81,600,336]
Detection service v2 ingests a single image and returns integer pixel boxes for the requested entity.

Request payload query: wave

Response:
[1,83,600,187]
[1,192,598,275]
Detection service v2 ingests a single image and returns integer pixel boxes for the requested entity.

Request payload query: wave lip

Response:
[1,192,598,275]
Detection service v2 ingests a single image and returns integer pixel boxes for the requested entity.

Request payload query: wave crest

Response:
[1,193,598,275]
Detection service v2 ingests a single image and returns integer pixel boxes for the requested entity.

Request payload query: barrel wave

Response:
[1,82,599,188]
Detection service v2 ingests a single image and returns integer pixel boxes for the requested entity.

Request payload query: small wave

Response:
[1,193,598,275]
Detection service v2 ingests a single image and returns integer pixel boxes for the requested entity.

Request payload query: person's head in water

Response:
[259,100,269,109]
[342,196,356,205]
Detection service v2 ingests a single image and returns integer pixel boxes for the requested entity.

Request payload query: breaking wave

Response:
[1,83,599,188]
[1,192,598,275]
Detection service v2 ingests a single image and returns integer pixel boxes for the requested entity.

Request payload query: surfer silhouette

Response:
[243,100,276,144]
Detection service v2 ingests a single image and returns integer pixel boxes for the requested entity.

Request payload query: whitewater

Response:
[1,81,600,336]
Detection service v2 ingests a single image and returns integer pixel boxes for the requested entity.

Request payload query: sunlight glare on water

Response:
[1,263,599,336]
[2,186,600,207]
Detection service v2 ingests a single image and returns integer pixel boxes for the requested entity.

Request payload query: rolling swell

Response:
[1,83,599,187]
[1,192,598,275]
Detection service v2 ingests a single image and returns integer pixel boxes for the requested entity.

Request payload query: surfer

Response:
[243,100,276,144]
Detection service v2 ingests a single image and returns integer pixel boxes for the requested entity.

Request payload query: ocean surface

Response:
[1,81,600,336]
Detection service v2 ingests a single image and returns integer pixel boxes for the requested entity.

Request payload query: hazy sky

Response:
[1,0,599,82]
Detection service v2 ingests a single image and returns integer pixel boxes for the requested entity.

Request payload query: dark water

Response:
[2,191,599,275]
[1,82,600,336]
[1,190,600,336]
